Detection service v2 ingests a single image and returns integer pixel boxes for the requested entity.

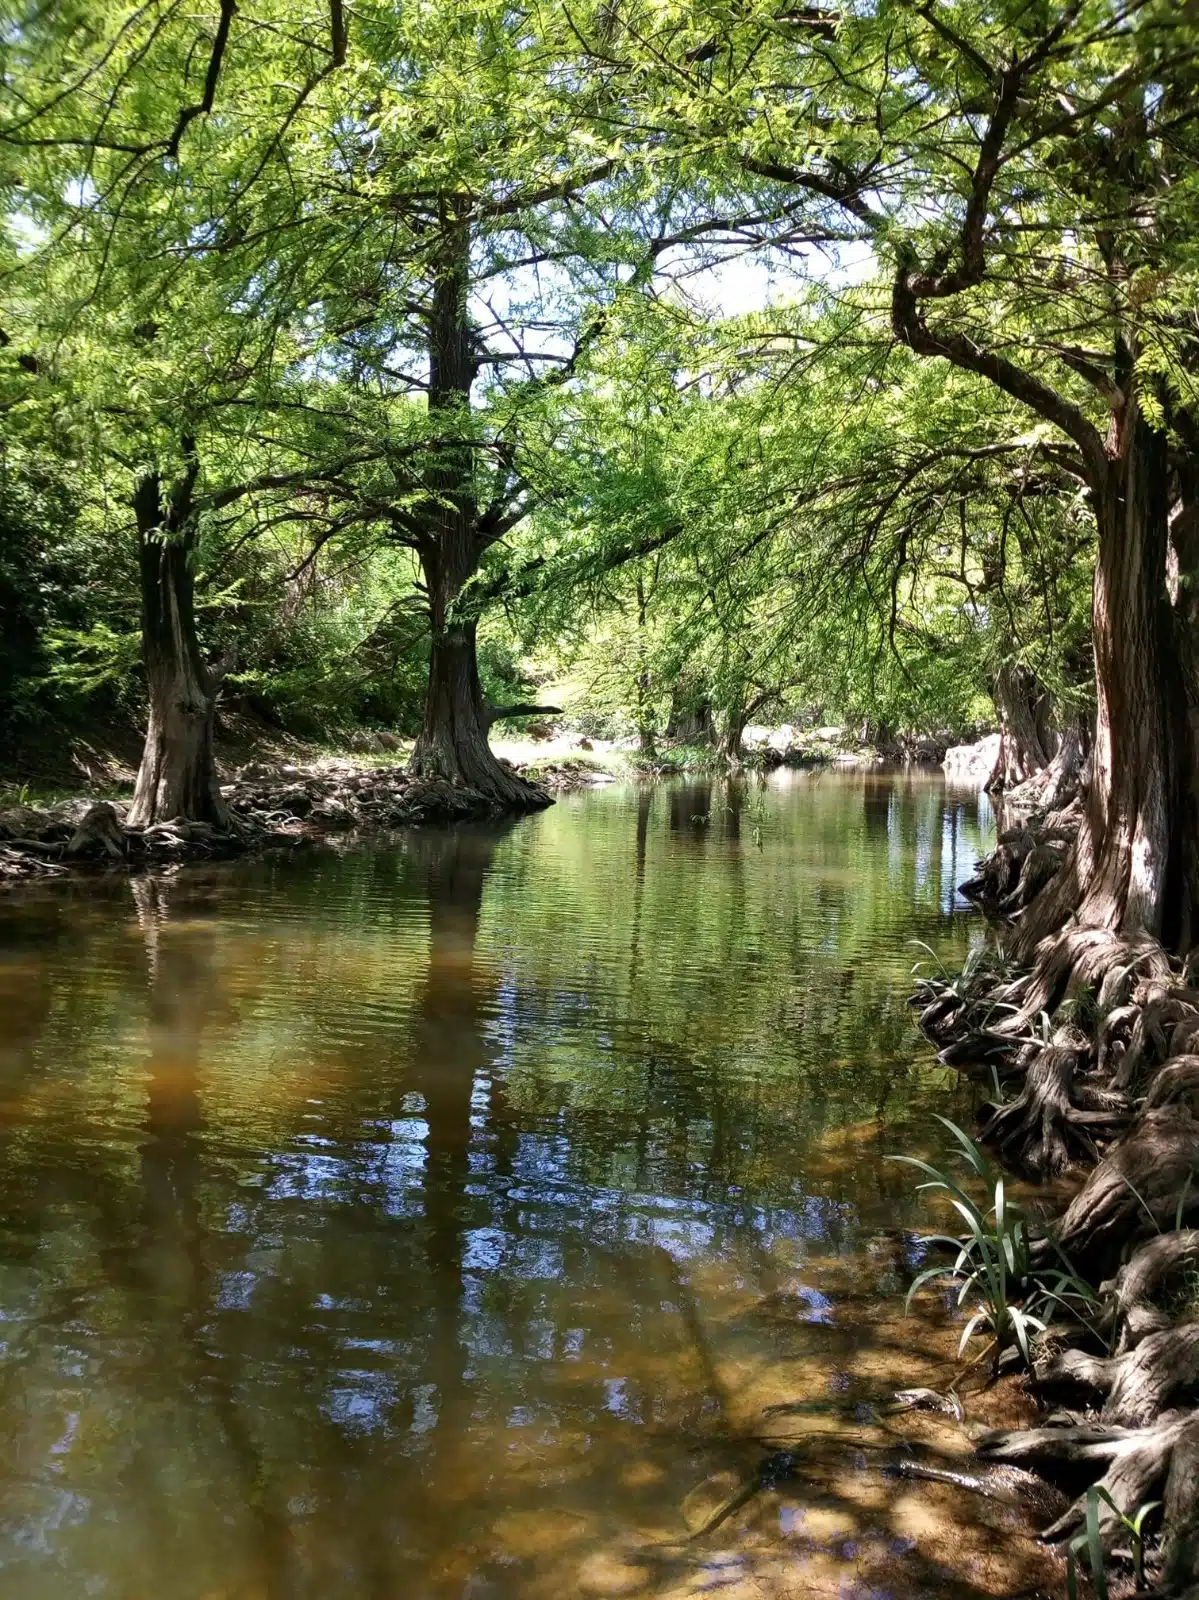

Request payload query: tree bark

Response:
[987,664,1052,792]
[720,689,769,764]
[481,702,562,731]
[633,571,656,757]
[127,465,230,830]
[406,222,548,811]
[409,546,547,807]
[666,682,715,744]
[721,716,745,763]
[1010,405,1199,959]
[1081,411,1182,936]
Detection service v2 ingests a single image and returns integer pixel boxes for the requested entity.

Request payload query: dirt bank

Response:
[0,756,577,885]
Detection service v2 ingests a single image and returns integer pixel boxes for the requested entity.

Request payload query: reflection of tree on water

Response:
[123,834,517,1595]
[669,778,713,839]
[723,775,745,842]
[401,824,515,1531]
[861,775,892,840]
[127,873,292,1597]
[0,778,1013,1598]
[626,785,654,990]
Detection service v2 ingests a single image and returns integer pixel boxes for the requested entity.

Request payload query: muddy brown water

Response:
[0,771,1065,1599]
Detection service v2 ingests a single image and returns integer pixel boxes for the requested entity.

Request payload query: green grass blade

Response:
[931,1115,990,1177]
[1177,1171,1195,1232]
[1085,1487,1108,1600]
[904,1265,952,1312]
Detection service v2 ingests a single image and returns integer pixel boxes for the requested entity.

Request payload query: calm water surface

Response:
[0,772,1052,1600]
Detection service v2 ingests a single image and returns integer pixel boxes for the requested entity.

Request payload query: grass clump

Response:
[892,1116,1101,1375]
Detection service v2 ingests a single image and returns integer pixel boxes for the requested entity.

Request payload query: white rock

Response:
[943,733,1001,785]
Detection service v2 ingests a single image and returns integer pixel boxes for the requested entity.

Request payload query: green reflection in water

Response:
[0,771,997,1599]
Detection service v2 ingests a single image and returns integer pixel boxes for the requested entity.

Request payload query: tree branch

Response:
[739,155,880,225]
[886,7,1107,487]
[164,0,237,159]
[1041,344,1124,407]
[330,0,347,65]
[482,702,562,729]
[892,277,1106,490]
[475,160,619,221]
[201,450,389,511]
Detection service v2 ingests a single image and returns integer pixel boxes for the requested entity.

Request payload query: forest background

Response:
[0,0,1194,866]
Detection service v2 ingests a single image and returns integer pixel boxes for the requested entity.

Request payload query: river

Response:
[0,771,1062,1598]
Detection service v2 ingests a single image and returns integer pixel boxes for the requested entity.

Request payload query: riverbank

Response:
[2,702,963,802]
[1,698,993,889]
[904,774,1199,1596]
[0,753,574,885]
[0,717,929,885]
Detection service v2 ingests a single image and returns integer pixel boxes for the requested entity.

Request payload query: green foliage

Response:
[0,0,1195,769]
[508,292,1095,747]
[0,417,108,729]
[892,1117,1102,1372]
[1066,1488,1160,1599]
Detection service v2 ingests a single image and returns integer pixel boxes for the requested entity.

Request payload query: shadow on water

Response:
[0,773,1056,1598]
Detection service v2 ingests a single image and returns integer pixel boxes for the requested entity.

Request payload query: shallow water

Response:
[0,771,1059,1599]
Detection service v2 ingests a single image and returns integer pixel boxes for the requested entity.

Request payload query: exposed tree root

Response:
[1047,1108,1199,1279]
[1032,1346,1118,1394]
[1104,1325,1199,1427]
[978,1033,1127,1177]
[1,762,550,887]
[960,823,1039,910]
[1146,1057,1199,1116]
[65,801,127,859]
[976,1420,1166,1471]
[999,928,1172,1042]
[1162,1416,1199,1592]
[1035,1324,1199,1426]
[910,795,1199,1593]
[1171,1014,1199,1059]
[999,728,1087,814]
[996,839,1069,917]
[961,785,1087,919]
[1101,1232,1199,1350]
[1106,985,1199,1090]
[979,1417,1188,1550]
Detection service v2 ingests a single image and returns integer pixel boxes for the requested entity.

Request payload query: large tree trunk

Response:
[1078,415,1178,935]
[127,469,230,830]
[632,572,657,757]
[407,225,547,811]
[720,688,771,765]
[666,681,715,744]
[1012,405,1199,958]
[409,547,547,808]
[987,663,1052,792]
[721,712,746,764]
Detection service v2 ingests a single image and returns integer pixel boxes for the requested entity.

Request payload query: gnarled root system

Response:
[913,808,1199,1594]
